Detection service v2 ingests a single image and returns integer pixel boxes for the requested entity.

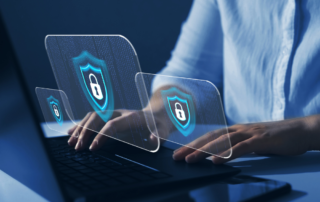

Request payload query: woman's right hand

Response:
[67,108,172,151]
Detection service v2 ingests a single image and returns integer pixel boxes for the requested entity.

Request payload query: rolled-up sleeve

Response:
[152,0,223,92]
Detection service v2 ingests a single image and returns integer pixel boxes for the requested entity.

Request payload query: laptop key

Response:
[79,169,96,174]
[55,157,66,162]
[65,162,82,167]
[73,157,88,162]
[73,166,89,170]
[149,173,170,179]
[57,166,69,171]
[103,179,122,187]
[128,172,153,181]
[80,186,91,191]
[77,176,92,182]
[86,172,103,177]
[90,184,107,189]
[101,162,117,167]
[83,180,100,185]
[111,165,124,170]
[78,160,93,164]
[60,169,77,175]
[107,172,123,177]
[68,173,84,178]
[99,168,114,174]
[92,166,110,171]
[116,176,138,184]
[59,160,75,164]
[118,168,135,173]
[93,175,110,181]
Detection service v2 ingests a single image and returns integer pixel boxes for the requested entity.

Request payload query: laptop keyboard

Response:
[48,141,171,192]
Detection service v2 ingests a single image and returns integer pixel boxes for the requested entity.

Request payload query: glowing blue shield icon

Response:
[47,96,63,126]
[161,87,196,137]
[73,51,114,122]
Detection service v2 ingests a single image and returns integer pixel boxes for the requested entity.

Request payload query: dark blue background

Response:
[0,0,192,117]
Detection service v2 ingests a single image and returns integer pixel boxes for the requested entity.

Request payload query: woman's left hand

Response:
[173,116,320,164]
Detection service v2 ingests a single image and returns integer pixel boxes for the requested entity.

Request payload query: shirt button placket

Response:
[272,0,296,121]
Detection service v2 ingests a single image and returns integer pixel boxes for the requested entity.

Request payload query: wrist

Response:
[302,115,320,151]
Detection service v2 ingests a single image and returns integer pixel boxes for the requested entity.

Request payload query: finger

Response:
[68,112,92,146]
[172,128,229,159]
[99,111,144,136]
[212,138,258,164]
[184,131,246,163]
[67,125,77,135]
[89,111,144,151]
[75,113,104,151]
[173,131,245,161]
[75,110,124,150]
[89,133,110,151]
[148,126,166,147]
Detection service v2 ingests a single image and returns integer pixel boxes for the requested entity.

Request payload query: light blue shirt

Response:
[153,0,320,125]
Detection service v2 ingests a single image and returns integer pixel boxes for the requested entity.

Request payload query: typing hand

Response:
[173,116,319,164]
[67,110,121,151]
[67,109,171,151]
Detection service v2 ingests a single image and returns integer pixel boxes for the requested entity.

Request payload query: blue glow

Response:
[47,96,63,126]
[161,87,196,137]
[80,63,108,110]
[73,51,114,123]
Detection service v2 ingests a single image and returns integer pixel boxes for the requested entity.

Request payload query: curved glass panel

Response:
[135,73,232,158]
[36,87,76,137]
[45,35,159,152]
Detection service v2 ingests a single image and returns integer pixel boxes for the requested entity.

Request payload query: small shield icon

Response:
[73,51,114,122]
[161,87,196,137]
[47,96,63,126]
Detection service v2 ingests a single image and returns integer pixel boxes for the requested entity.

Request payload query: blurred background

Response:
[0,0,192,117]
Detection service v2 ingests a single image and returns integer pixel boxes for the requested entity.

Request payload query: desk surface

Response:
[1,151,319,202]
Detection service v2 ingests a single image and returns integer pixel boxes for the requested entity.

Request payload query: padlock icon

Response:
[175,102,186,121]
[89,73,103,100]
[53,105,59,117]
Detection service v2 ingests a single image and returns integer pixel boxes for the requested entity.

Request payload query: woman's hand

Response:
[67,108,172,151]
[173,115,320,164]
[67,110,123,151]
[67,86,177,151]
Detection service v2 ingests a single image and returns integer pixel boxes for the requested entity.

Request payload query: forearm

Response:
[302,114,320,150]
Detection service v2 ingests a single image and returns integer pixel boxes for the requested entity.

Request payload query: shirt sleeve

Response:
[152,0,223,92]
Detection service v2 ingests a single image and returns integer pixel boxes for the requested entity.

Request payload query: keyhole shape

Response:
[95,86,99,95]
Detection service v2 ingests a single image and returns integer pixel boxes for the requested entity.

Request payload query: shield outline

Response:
[73,51,114,122]
[161,87,196,137]
[47,95,63,126]
[80,64,108,110]
[167,96,190,129]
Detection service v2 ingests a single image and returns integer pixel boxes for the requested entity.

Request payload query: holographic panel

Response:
[45,35,159,152]
[36,87,76,136]
[135,73,232,158]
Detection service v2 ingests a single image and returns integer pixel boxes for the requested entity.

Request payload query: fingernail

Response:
[186,155,196,163]
[211,157,222,164]
[89,140,98,151]
[172,152,182,161]
[75,140,82,150]
[172,153,178,160]
[174,148,181,153]
[68,136,73,144]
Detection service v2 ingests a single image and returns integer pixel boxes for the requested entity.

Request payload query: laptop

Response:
[0,14,240,202]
